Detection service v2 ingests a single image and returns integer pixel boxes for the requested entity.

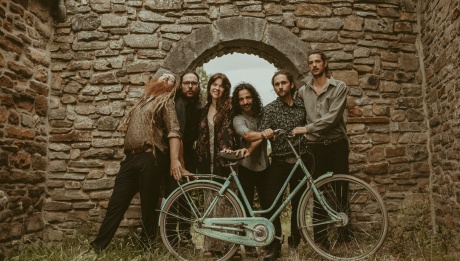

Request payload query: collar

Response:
[306,76,338,91]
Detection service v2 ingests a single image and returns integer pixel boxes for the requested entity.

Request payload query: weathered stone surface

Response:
[126,60,160,73]
[294,4,332,17]
[82,179,115,191]
[71,14,101,31]
[49,131,92,142]
[76,31,109,42]
[101,13,128,28]
[300,30,338,42]
[123,34,159,48]
[129,21,160,33]
[95,116,119,131]
[138,10,175,23]
[26,47,51,66]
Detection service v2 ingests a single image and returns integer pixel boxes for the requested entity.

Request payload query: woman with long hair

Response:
[195,73,239,258]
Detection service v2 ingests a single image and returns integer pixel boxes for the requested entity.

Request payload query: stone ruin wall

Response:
[0,0,55,253]
[419,0,460,244]
[2,0,459,253]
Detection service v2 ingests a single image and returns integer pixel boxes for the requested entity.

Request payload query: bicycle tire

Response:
[298,174,388,260]
[159,182,244,261]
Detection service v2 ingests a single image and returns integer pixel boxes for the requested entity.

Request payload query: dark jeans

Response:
[238,165,266,215]
[261,158,307,249]
[305,139,350,246]
[90,151,166,251]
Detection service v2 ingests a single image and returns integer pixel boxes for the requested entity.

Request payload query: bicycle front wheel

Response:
[159,182,244,261]
[299,174,388,260]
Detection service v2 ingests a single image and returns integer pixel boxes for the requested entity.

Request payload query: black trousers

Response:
[305,139,350,246]
[90,151,166,251]
[261,158,306,249]
[237,165,266,216]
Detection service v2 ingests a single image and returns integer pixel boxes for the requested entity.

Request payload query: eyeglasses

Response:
[162,73,175,84]
[182,81,199,87]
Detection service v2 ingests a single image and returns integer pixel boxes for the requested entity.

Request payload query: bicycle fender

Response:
[295,171,334,228]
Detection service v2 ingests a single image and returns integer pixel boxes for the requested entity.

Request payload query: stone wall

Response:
[419,0,460,246]
[0,0,55,254]
[44,0,428,243]
[3,0,453,251]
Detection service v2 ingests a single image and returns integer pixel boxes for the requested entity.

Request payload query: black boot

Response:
[263,241,281,261]
[288,236,300,250]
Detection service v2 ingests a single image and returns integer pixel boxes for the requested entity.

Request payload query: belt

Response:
[124,145,153,155]
[304,137,345,146]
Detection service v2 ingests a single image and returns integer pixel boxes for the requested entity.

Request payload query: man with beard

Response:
[88,72,183,253]
[230,82,269,258]
[162,71,202,247]
[292,49,350,249]
[244,70,307,260]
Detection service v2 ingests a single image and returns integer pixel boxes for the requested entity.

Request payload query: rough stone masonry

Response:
[0,0,459,255]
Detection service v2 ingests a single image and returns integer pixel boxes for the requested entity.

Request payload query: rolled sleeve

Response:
[165,100,182,139]
[233,116,250,136]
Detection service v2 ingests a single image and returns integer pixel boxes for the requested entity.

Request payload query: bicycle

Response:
[158,129,388,260]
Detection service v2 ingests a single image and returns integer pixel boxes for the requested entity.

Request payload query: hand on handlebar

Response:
[261,128,275,140]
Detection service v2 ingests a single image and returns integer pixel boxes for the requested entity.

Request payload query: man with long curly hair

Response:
[88,72,183,252]
[230,82,269,258]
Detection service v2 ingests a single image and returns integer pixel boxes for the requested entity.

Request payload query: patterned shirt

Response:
[124,97,181,153]
[233,112,269,172]
[258,97,307,157]
[297,76,348,141]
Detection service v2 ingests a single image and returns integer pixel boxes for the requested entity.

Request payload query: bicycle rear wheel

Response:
[299,174,388,260]
[159,182,244,261]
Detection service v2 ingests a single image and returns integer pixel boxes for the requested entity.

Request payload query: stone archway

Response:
[161,17,310,83]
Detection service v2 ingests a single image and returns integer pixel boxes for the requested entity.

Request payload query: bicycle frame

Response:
[175,134,343,229]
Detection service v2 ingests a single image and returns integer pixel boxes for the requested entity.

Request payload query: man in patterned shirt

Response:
[245,70,307,261]
[88,72,183,253]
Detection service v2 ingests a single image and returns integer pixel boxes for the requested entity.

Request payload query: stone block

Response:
[49,189,90,201]
[129,21,160,33]
[26,47,51,66]
[95,116,119,131]
[82,178,115,191]
[138,10,175,23]
[49,131,92,142]
[331,70,359,86]
[71,14,101,31]
[144,0,182,11]
[363,162,389,175]
[126,60,160,73]
[72,41,109,51]
[89,72,118,84]
[0,223,22,241]
[123,34,159,48]
[399,53,419,72]
[300,30,338,42]
[294,4,332,17]
[4,125,36,140]
[101,13,128,28]
[81,148,115,159]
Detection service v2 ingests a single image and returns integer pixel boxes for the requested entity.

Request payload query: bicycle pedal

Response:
[274,234,284,244]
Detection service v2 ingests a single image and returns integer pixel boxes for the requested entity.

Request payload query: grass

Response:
[7,193,458,261]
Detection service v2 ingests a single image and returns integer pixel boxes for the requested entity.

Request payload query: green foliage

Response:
[196,66,209,105]
[382,193,456,260]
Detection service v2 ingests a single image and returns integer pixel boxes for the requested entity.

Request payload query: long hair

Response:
[118,74,179,155]
[308,49,329,75]
[271,69,296,96]
[231,82,263,118]
[206,73,232,128]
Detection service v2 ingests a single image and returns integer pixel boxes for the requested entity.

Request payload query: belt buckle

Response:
[323,140,331,145]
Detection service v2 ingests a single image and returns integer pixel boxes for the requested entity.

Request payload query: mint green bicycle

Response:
[158,129,388,260]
